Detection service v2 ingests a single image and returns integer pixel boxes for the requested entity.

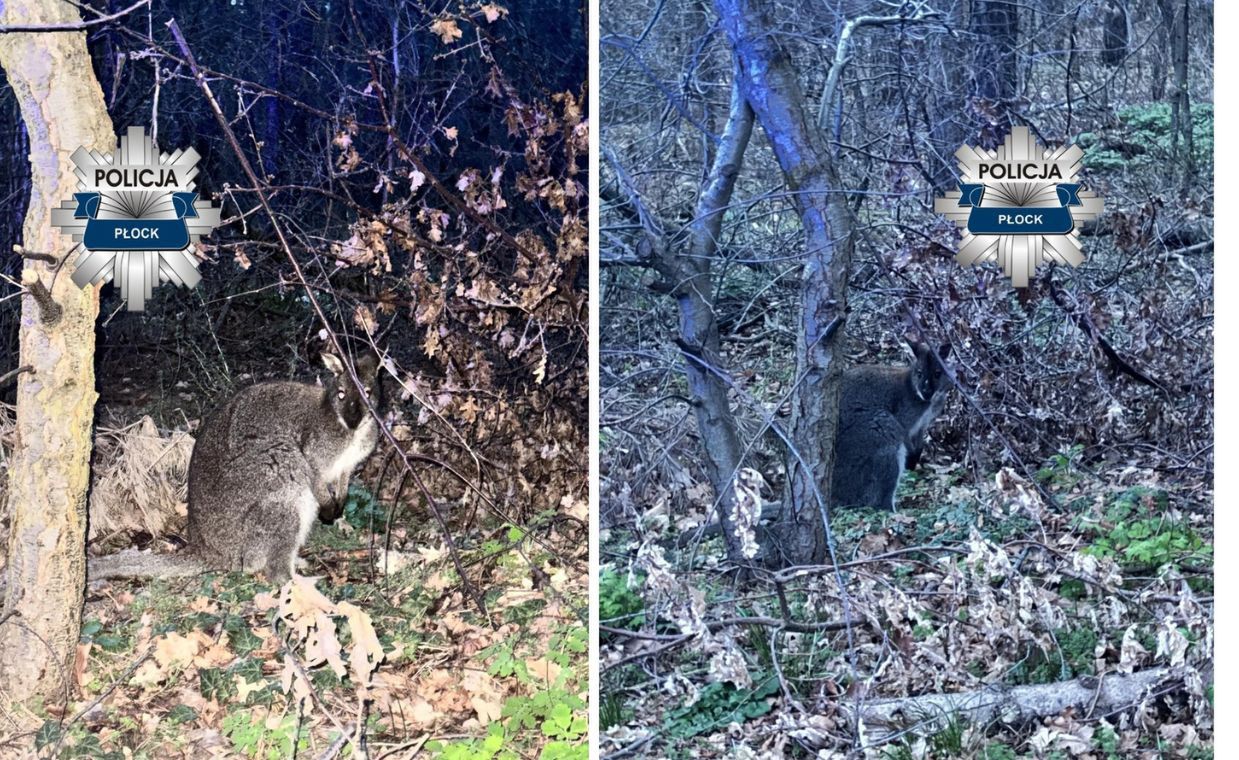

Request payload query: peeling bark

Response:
[0,0,112,708]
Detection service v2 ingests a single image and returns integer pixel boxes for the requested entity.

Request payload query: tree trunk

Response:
[714,0,854,567]
[971,0,1019,148]
[1170,0,1193,187]
[658,61,754,564]
[927,3,968,189]
[0,0,113,707]
[1100,0,1129,67]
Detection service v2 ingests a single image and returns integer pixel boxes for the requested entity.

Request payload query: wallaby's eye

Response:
[337,390,346,400]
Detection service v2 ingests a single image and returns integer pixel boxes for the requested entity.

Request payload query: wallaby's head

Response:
[320,352,382,429]
[907,340,952,405]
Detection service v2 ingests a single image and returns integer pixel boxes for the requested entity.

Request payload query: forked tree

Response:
[606,0,944,568]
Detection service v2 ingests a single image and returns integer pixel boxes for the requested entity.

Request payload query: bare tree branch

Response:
[0,0,150,33]
[817,3,947,130]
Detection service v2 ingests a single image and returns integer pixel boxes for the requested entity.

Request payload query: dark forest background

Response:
[599,0,1213,757]
[0,1,588,757]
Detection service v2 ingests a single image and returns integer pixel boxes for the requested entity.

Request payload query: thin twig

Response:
[0,0,150,33]
[0,365,32,388]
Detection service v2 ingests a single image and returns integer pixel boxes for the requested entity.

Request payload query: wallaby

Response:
[88,352,383,584]
[685,340,951,544]
[832,340,951,511]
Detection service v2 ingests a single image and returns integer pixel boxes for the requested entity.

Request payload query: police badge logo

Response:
[51,126,221,311]
[934,126,1104,287]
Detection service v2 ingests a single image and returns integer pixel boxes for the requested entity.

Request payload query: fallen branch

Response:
[845,663,1212,746]
[1048,271,1168,393]
[602,615,853,672]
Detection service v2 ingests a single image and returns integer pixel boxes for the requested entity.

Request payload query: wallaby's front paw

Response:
[317,491,346,524]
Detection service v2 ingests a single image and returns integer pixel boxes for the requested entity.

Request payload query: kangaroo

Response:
[683,340,951,545]
[88,352,383,584]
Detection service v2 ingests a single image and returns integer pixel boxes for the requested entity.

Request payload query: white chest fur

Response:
[295,488,321,548]
[908,393,946,443]
[324,416,378,482]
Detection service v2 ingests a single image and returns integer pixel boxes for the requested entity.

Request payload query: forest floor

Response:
[3,481,587,760]
[597,98,1214,758]
[599,453,1213,758]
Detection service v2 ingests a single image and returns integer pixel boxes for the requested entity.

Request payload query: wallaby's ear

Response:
[321,353,345,375]
[937,343,952,360]
[904,334,933,359]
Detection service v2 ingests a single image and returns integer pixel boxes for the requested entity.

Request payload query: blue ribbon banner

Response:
[73,191,200,251]
[957,183,1082,235]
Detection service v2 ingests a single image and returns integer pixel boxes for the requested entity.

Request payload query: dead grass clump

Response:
[87,416,194,544]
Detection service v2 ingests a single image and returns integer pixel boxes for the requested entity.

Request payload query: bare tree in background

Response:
[1160,0,1194,186]
[971,0,1019,146]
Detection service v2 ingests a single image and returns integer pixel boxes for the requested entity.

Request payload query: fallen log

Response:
[845,663,1212,746]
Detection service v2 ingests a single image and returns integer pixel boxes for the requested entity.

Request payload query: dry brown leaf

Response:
[279,576,337,636]
[130,660,165,689]
[306,611,348,679]
[338,601,385,688]
[233,675,266,703]
[461,669,504,725]
[354,305,378,335]
[409,695,439,727]
[73,643,92,692]
[280,656,313,701]
[480,3,508,23]
[195,640,235,668]
[154,631,202,670]
[523,657,561,687]
[189,596,219,614]
[430,17,462,44]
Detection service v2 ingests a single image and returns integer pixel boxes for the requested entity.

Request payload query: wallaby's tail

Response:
[88,548,208,580]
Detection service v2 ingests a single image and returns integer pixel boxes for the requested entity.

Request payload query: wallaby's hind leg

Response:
[834,414,907,510]
[852,442,905,512]
[234,511,295,583]
[240,487,317,585]
[263,539,296,585]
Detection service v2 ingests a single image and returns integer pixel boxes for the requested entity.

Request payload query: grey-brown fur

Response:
[89,352,382,584]
[685,340,951,545]
[832,341,951,510]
